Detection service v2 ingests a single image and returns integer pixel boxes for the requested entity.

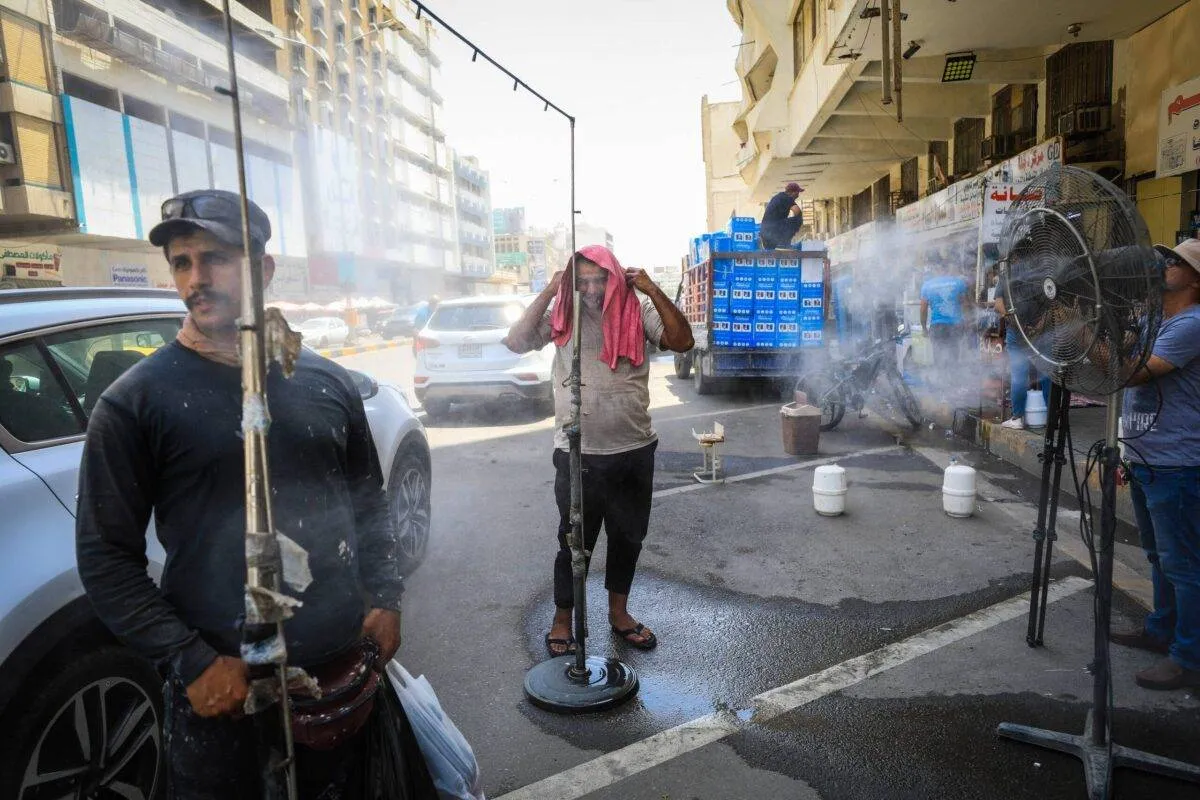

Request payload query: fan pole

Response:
[1025,380,1070,647]
[999,395,1200,798]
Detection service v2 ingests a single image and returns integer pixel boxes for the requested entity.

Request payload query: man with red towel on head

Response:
[505,245,694,657]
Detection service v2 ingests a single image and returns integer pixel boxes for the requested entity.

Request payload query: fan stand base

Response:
[524,655,639,713]
[998,712,1200,800]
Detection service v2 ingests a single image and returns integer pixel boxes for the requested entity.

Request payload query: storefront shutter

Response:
[14,114,62,188]
[1,14,49,90]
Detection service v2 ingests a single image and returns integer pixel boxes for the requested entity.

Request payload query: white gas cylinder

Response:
[942,463,977,518]
[812,465,847,516]
[1024,390,1048,428]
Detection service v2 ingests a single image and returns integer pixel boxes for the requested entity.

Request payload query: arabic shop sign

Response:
[980,137,1063,244]
[895,176,983,238]
[0,241,61,280]
[1157,74,1200,179]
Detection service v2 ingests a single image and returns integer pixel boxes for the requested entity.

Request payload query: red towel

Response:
[550,244,645,370]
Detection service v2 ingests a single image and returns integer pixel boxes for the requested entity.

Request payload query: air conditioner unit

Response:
[1058,105,1112,137]
[0,142,15,165]
[981,134,1015,161]
[1074,104,1111,135]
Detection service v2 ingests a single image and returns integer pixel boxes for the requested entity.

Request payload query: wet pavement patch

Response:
[517,563,1088,752]
[727,691,1200,800]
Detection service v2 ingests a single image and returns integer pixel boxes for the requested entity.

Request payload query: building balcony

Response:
[728,0,1175,204]
[0,183,74,223]
[63,0,287,101]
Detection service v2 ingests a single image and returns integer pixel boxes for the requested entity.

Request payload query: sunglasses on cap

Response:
[160,193,243,223]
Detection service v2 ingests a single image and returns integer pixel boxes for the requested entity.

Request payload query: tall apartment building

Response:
[288,0,454,303]
[0,0,453,302]
[449,151,494,295]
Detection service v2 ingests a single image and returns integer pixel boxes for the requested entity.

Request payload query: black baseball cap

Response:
[148,189,271,254]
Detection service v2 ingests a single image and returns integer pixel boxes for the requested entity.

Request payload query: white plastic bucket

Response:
[813,465,847,516]
[1024,390,1048,428]
[942,464,977,518]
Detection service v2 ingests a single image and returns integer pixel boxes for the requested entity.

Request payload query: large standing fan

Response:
[995,165,1200,798]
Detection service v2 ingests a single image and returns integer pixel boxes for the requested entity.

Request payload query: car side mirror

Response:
[347,369,379,400]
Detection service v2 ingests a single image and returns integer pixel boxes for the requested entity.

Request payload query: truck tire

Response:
[674,352,692,379]
[694,361,716,395]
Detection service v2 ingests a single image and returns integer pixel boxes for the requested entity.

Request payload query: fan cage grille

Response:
[998,166,1161,397]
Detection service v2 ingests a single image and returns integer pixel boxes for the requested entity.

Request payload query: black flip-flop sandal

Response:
[611,623,658,650]
[544,633,577,657]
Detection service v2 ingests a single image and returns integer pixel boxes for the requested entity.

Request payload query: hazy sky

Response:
[435,0,742,267]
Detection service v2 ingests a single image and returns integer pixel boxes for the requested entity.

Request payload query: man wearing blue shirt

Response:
[1111,238,1200,691]
[920,269,972,373]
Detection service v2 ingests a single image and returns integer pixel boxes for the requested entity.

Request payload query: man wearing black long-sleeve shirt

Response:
[75,190,408,798]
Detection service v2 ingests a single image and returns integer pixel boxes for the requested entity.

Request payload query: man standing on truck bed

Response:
[504,245,693,657]
[760,182,805,250]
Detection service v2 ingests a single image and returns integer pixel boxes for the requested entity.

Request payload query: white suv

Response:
[0,288,431,799]
[413,295,553,419]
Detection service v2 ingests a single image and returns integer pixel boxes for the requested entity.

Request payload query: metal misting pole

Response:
[218,1,298,795]
[566,117,589,679]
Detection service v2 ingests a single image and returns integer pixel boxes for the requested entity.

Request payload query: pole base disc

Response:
[524,655,639,714]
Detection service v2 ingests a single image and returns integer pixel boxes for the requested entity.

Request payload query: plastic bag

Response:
[387,660,486,800]
[360,684,439,799]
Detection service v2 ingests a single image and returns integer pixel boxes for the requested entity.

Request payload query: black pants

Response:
[553,442,657,608]
[760,217,804,249]
[165,676,367,800]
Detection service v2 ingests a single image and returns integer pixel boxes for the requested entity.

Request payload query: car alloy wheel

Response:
[390,451,431,575]
[18,676,161,800]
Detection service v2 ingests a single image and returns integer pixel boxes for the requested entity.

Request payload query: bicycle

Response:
[795,325,924,432]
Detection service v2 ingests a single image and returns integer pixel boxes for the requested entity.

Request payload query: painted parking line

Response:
[653,402,784,424]
[652,445,903,500]
[496,576,1092,800]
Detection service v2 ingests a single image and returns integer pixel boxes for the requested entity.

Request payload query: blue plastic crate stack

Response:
[688,217,824,350]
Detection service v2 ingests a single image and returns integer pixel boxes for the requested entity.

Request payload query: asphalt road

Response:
[338,348,1200,800]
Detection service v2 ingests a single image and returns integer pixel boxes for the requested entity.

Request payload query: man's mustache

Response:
[185,290,233,310]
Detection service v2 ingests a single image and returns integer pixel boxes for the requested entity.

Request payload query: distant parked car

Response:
[380,303,426,340]
[0,288,431,800]
[412,295,553,419]
[295,315,350,348]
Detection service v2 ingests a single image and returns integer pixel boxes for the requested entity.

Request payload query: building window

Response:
[62,72,120,111]
[791,0,817,79]
[871,174,891,221]
[952,117,985,176]
[12,114,63,188]
[0,11,49,91]
[368,6,376,24]
[1046,41,1112,128]
[991,84,1037,144]
[928,140,949,191]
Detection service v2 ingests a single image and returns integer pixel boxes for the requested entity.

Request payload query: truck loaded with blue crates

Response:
[674,216,827,395]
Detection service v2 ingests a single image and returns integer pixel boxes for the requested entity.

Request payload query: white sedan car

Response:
[294,315,350,348]
[412,295,554,419]
[0,288,430,800]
